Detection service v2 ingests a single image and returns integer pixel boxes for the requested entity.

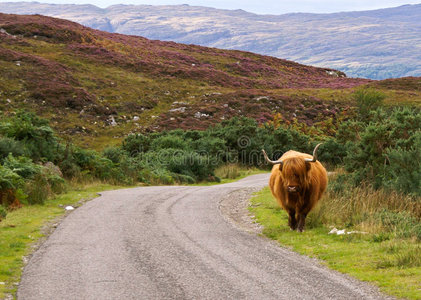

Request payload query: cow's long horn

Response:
[262,149,283,165]
[305,143,322,163]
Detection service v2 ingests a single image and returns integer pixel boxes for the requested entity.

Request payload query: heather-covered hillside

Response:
[1,2,421,79]
[0,13,419,148]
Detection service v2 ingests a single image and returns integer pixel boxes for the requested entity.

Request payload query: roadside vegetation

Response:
[0,88,420,298]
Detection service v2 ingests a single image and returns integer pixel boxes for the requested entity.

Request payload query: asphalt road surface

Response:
[18,174,391,299]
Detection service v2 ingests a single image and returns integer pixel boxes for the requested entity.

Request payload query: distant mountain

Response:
[0,2,421,80]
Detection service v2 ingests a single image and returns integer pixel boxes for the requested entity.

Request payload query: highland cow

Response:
[262,144,328,232]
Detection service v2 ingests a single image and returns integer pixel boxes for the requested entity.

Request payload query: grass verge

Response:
[194,164,267,186]
[0,183,127,299]
[249,187,421,300]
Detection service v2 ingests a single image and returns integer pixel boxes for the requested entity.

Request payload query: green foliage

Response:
[341,107,421,195]
[122,133,151,156]
[3,154,41,179]
[316,138,347,166]
[102,146,125,164]
[0,137,25,161]
[0,165,23,191]
[384,138,421,195]
[353,88,386,121]
[150,135,189,151]
[167,151,213,181]
[0,111,58,162]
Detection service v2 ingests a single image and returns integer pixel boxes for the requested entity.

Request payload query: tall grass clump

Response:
[308,171,421,240]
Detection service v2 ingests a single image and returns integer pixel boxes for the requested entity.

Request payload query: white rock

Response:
[328,228,338,234]
[255,96,269,101]
[109,116,117,126]
[65,206,75,211]
[169,107,186,113]
[133,116,140,121]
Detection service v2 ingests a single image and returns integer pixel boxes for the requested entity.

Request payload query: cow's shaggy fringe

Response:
[307,172,421,240]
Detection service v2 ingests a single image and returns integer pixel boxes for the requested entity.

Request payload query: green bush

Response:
[353,88,385,121]
[384,135,421,195]
[0,137,26,161]
[341,107,421,194]
[0,111,58,162]
[0,164,23,190]
[316,138,347,166]
[150,135,190,151]
[122,133,150,156]
[102,146,125,164]
[167,151,214,181]
[3,154,42,179]
[59,158,81,179]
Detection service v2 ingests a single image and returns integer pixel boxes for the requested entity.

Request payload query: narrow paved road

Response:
[18,174,390,299]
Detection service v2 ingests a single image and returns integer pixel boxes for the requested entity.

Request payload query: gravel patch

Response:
[219,187,263,234]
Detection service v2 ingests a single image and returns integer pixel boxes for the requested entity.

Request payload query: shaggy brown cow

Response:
[262,144,328,232]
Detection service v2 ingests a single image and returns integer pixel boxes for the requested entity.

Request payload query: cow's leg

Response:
[297,213,307,232]
[297,192,312,232]
[287,209,297,230]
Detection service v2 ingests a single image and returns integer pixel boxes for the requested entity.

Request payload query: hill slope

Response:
[1,2,421,79]
[0,13,420,149]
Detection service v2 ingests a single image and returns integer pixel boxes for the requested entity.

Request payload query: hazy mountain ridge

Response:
[1,2,420,79]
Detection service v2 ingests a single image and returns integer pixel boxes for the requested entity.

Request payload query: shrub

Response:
[59,158,81,179]
[0,165,24,208]
[149,135,189,151]
[3,154,42,179]
[167,151,214,181]
[353,88,385,121]
[122,133,150,156]
[0,164,23,191]
[384,140,421,195]
[102,146,125,164]
[0,137,26,161]
[0,111,58,162]
[341,107,421,193]
[316,138,347,166]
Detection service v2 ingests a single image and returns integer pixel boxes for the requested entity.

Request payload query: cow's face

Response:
[280,157,310,193]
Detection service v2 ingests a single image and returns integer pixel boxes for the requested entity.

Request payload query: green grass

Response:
[193,164,267,186]
[0,183,127,299]
[249,187,421,299]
